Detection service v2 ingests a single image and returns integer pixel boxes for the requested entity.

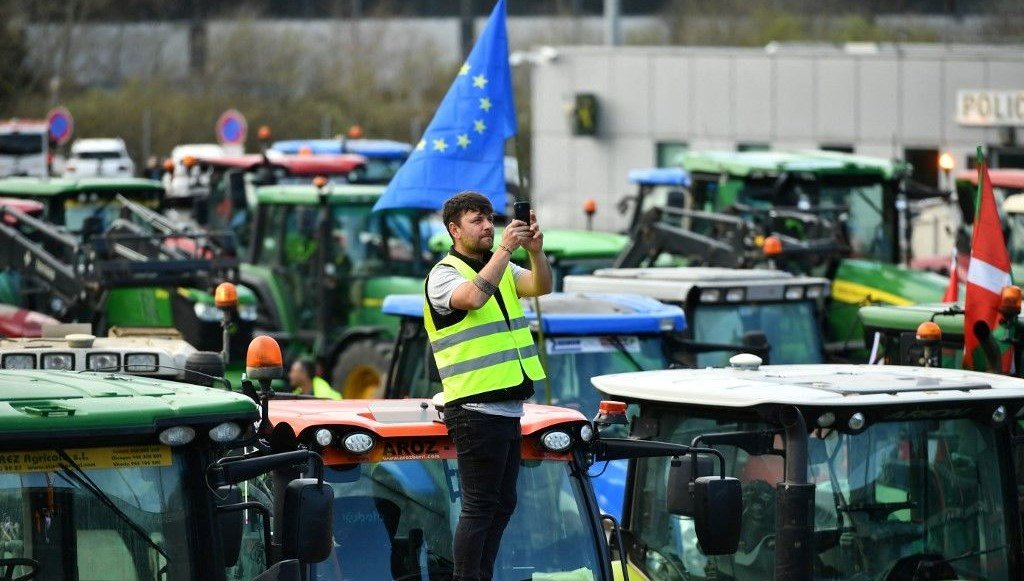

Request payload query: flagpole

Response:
[513,136,552,405]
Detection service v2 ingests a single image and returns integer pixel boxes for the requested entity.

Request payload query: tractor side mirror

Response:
[281,478,334,563]
[666,454,713,517]
[692,475,742,555]
[215,486,244,567]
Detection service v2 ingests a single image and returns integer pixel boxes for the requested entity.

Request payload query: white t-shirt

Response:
[426,262,528,316]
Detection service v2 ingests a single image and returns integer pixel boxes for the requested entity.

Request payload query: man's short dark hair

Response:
[294,356,317,379]
[443,191,493,232]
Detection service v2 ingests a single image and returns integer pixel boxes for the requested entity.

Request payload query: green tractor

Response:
[648,150,949,356]
[858,295,1024,374]
[0,180,257,372]
[0,365,334,580]
[240,182,439,398]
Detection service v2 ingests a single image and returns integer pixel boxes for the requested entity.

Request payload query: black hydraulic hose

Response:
[601,514,630,581]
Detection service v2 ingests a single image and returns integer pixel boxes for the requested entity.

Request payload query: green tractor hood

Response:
[0,370,257,443]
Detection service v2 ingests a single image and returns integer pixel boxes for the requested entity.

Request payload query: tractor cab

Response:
[621,167,693,235]
[670,150,948,355]
[266,399,617,580]
[189,152,370,251]
[243,182,441,397]
[594,361,1024,581]
[564,267,829,365]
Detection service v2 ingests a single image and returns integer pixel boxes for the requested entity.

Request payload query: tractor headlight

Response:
[159,426,196,446]
[125,353,159,373]
[343,432,375,454]
[86,353,120,371]
[208,422,243,443]
[541,430,573,452]
[699,289,721,302]
[41,353,74,370]
[579,423,594,443]
[238,304,258,322]
[193,302,224,322]
[315,429,334,447]
[784,286,805,300]
[2,354,35,369]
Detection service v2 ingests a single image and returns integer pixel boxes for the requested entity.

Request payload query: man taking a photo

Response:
[424,191,551,581]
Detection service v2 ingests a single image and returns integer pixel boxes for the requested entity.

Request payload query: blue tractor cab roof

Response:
[627,167,691,187]
[382,292,685,335]
[270,139,412,160]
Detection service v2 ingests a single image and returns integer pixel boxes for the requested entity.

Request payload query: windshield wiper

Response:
[607,336,645,372]
[54,449,170,577]
[911,545,1008,580]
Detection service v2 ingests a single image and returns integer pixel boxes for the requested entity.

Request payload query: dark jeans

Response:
[443,405,522,581]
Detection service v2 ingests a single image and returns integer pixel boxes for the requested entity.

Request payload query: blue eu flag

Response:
[373,0,515,213]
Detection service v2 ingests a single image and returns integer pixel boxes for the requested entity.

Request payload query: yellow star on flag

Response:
[479,98,492,112]
[474,120,486,134]
[457,134,471,149]
[459,63,470,76]
[432,138,448,152]
[416,139,426,151]
[473,74,488,89]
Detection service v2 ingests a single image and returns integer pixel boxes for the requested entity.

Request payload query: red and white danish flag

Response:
[963,150,1013,370]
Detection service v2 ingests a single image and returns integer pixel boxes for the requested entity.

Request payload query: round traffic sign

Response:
[47,107,74,145]
[216,109,248,146]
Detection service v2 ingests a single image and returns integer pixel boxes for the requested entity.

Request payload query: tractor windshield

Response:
[690,301,823,366]
[63,191,163,234]
[737,175,893,263]
[630,411,1011,581]
[0,445,195,580]
[314,457,603,580]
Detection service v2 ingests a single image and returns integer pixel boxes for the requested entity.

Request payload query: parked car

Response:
[64,138,135,178]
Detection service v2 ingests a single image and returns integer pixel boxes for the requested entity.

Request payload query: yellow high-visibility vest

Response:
[424,254,545,403]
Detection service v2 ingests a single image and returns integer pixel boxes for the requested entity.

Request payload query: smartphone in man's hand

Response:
[513,201,531,223]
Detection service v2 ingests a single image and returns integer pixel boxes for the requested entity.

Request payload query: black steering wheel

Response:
[0,558,39,581]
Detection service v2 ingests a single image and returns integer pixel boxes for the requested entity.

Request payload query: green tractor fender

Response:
[325,326,393,400]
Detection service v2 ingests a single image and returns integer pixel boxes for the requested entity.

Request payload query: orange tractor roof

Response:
[269,398,587,440]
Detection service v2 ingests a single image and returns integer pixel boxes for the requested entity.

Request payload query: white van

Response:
[65,137,135,178]
[0,119,49,178]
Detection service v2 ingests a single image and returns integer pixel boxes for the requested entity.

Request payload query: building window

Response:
[737,142,770,152]
[656,142,688,167]
[904,148,940,191]
[820,143,854,153]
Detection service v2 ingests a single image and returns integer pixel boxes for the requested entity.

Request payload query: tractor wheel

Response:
[332,339,392,399]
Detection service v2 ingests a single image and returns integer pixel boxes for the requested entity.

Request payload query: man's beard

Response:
[464,233,493,254]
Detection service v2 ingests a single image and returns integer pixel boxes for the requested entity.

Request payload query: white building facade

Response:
[529,44,1024,230]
